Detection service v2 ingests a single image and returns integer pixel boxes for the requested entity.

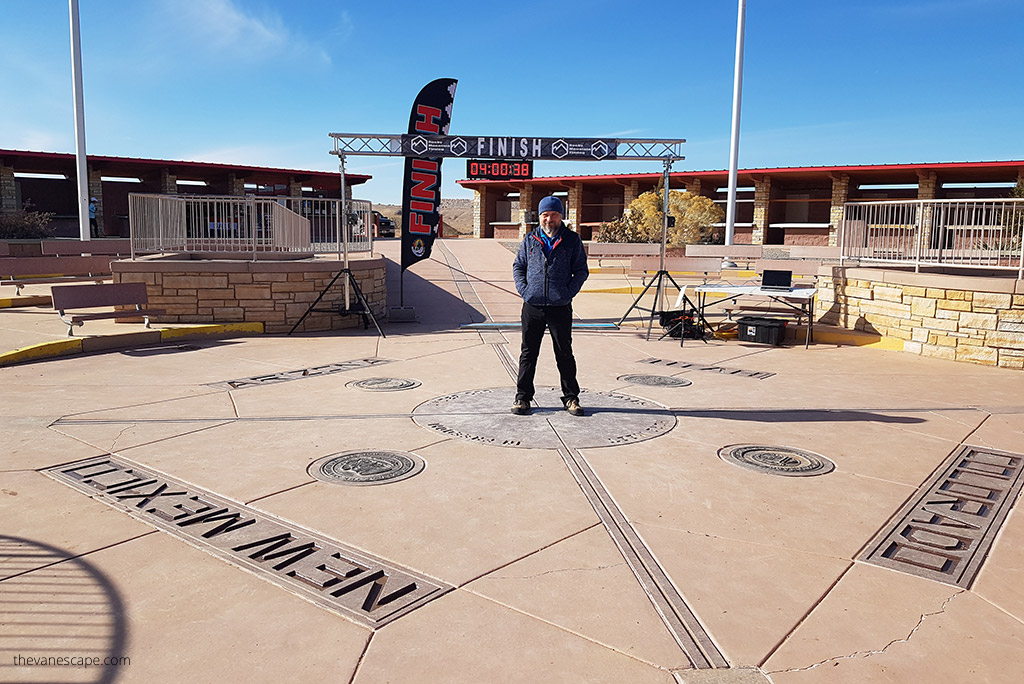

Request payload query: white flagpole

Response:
[69,0,90,241]
[724,0,746,248]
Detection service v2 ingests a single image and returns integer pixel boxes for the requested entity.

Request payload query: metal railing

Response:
[278,197,372,255]
[840,198,1024,278]
[129,194,373,258]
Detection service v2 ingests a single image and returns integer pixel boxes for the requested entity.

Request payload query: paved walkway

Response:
[2,238,1023,683]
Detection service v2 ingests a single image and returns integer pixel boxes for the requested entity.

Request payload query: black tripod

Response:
[618,269,681,340]
[617,270,713,344]
[288,268,385,337]
[656,290,714,346]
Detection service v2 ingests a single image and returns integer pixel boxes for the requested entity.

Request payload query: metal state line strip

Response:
[489,321,722,665]
[552,435,727,669]
[493,344,518,381]
[435,240,490,322]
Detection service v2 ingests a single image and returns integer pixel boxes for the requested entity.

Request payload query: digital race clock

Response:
[465,159,533,181]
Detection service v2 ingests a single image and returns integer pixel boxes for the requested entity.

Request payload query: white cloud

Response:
[154,0,330,65]
[331,11,355,42]
[597,129,647,138]
[4,128,70,154]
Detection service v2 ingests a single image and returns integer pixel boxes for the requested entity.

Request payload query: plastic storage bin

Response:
[737,316,787,345]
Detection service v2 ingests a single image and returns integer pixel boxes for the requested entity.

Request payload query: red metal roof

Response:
[458,159,1024,188]
[0,148,370,186]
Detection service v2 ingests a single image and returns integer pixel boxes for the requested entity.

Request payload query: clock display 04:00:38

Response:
[465,159,533,180]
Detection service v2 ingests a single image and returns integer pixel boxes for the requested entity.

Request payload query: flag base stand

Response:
[389,306,417,322]
[288,269,385,338]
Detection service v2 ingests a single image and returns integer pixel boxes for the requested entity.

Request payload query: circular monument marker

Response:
[346,377,422,391]
[412,386,676,449]
[617,374,692,388]
[718,444,835,477]
[308,450,425,486]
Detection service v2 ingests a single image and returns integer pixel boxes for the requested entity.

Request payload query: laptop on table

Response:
[760,269,793,292]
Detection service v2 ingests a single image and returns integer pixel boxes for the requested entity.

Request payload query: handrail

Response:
[840,198,1024,278]
[129,194,373,259]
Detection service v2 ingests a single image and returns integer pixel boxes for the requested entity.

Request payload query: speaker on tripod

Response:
[616,159,712,343]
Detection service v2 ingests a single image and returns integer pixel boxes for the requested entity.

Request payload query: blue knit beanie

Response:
[538,196,564,216]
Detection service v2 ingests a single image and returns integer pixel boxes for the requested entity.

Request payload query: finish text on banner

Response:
[401,78,457,271]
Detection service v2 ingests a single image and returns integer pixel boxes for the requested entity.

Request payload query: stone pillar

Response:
[567,182,582,232]
[509,194,520,230]
[917,170,938,200]
[0,165,17,214]
[88,167,104,236]
[473,187,487,238]
[684,178,702,196]
[751,176,772,245]
[225,173,246,196]
[624,180,639,207]
[918,170,938,250]
[518,183,534,239]
[159,168,177,195]
[288,177,303,197]
[829,173,850,248]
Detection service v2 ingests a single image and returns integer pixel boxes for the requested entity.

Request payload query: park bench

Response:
[587,243,662,267]
[629,256,724,283]
[0,255,114,294]
[787,246,839,259]
[51,281,165,336]
[753,258,822,280]
[40,238,131,257]
[684,243,763,267]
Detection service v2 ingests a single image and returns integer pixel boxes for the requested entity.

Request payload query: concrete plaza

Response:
[2,238,1023,683]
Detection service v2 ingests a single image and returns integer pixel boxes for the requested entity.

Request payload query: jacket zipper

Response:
[543,256,549,305]
[532,230,564,306]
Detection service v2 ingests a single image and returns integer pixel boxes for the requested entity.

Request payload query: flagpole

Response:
[724,0,746,249]
[69,0,90,241]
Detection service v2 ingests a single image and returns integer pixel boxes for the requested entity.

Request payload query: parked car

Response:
[372,210,395,238]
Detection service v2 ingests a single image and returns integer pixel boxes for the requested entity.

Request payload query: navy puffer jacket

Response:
[513,225,589,307]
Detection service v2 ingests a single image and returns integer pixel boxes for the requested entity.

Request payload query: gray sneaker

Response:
[511,400,531,415]
[566,399,584,416]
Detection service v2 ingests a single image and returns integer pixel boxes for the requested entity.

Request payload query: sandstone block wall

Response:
[493,226,521,241]
[817,267,1024,369]
[112,255,386,334]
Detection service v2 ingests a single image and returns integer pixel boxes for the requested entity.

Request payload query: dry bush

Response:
[0,210,55,239]
[597,190,723,246]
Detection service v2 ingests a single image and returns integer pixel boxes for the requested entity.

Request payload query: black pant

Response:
[516,302,580,405]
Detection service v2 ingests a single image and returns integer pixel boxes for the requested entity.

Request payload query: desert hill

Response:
[374,198,474,236]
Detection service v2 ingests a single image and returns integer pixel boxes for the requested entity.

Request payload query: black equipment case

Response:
[736,316,787,345]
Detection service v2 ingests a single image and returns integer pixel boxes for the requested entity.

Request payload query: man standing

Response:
[511,196,589,416]
[88,197,99,237]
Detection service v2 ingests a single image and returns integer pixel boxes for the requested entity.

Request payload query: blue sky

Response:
[1,0,1022,205]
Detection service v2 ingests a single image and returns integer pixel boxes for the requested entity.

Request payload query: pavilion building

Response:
[458,160,1024,245]
[0,149,368,238]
